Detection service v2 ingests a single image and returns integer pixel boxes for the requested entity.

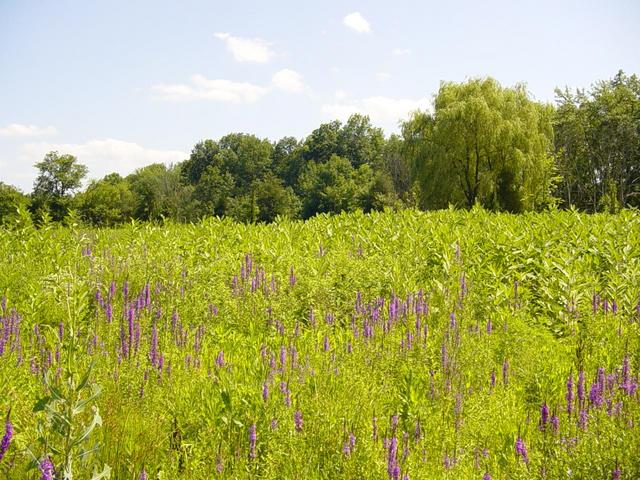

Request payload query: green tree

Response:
[254,173,301,222]
[383,134,412,201]
[298,155,373,218]
[272,136,304,187]
[76,173,135,226]
[404,78,556,211]
[192,165,235,218]
[31,151,88,221]
[181,139,220,185]
[554,71,640,211]
[0,182,30,225]
[127,164,195,221]
[337,114,385,168]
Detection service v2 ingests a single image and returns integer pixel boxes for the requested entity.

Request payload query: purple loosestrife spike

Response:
[483,473,492,480]
[216,351,225,367]
[262,382,269,402]
[294,410,303,432]
[140,467,147,480]
[349,432,356,449]
[0,415,13,462]
[216,455,223,474]
[540,403,549,430]
[577,371,585,402]
[589,382,603,407]
[249,423,257,459]
[342,441,351,456]
[578,409,588,430]
[323,335,329,352]
[612,467,621,480]
[502,359,509,386]
[58,321,64,341]
[387,437,398,479]
[515,437,529,464]
[550,414,559,432]
[566,373,574,416]
[486,319,492,334]
[39,457,54,480]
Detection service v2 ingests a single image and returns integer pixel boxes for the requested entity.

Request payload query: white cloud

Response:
[151,74,268,103]
[272,69,305,93]
[343,12,371,34]
[392,48,412,56]
[322,96,431,131]
[21,139,187,183]
[334,89,348,100]
[214,32,275,63]
[0,123,57,137]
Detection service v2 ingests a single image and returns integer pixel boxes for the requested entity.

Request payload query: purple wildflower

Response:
[566,373,574,416]
[39,457,54,480]
[577,371,585,402]
[578,409,588,430]
[589,382,603,408]
[140,467,147,480]
[502,359,509,386]
[612,467,621,480]
[249,423,257,459]
[483,473,492,480]
[262,382,269,402]
[216,455,223,474]
[0,416,13,462]
[539,403,549,430]
[387,436,398,479]
[215,351,225,367]
[550,414,559,432]
[294,410,303,432]
[515,437,529,464]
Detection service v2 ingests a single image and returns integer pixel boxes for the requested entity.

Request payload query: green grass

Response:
[1,208,639,479]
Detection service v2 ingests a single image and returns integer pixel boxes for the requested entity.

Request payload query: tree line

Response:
[1,71,638,226]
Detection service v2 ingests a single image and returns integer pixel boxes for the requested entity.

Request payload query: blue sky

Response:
[1,0,639,192]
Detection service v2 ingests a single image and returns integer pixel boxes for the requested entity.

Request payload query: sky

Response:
[1,0,639,192]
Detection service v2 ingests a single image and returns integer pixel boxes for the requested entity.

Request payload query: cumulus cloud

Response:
[271,69,305,93]
[151,74,268,103]
[0,123,57,137]
[21,139,187,184]
[214,32,275,63]
[322,96,430,131]
[343,12,371,33]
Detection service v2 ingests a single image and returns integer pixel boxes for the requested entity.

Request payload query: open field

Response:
[1,209,639,479]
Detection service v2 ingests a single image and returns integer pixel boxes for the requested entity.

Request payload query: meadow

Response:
[1,208,639,479]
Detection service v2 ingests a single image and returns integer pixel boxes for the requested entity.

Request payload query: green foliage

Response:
[76,174,135,226]
[404,78,557,211]
[0,182,30,225]
[31,151,89,221]
[554,70,640,211]
[0,210,639,479]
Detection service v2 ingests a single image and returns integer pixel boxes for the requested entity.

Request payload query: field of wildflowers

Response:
[1,208,639,479]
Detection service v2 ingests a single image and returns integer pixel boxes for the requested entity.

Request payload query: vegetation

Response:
[1,72,638,227]
[0,209,639,479]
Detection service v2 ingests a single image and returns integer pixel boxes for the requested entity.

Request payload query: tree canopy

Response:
[2,72,638,227]
[403,78,556,212]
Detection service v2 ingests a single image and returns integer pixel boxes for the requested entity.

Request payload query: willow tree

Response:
[404,78,557,211]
